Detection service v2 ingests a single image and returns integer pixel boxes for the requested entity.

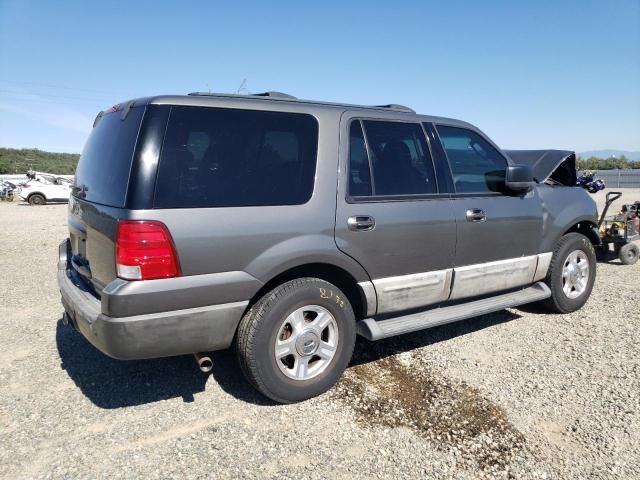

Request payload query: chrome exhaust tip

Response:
[193,353,213,373]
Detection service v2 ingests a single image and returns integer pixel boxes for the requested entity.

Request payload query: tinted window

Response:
[74,106,144,207]
[437,125,507,193]
[362,121,437,196]
[154,106,318,208]
[348,121,372,196]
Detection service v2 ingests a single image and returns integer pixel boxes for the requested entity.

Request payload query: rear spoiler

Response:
[504,149,576,186]
[92,100,136,128]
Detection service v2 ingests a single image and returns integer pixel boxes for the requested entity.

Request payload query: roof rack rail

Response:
[251,91,297,100]
[374,104,415,113]
[187,91,297,100]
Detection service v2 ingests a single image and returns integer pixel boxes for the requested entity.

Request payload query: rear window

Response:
[154,106,318,208]
[74,106,144,207]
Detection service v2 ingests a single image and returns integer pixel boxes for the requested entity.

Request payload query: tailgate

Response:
[68,197,123,291]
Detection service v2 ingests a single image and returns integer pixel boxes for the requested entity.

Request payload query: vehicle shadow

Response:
[596,258,627,267]
[56,318,210,409]
[57,309,521,408]
[16,202,68,206]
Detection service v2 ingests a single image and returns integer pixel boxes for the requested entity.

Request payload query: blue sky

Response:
[0,0,638,153]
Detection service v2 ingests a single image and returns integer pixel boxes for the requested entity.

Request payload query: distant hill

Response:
[579,150,640,161]
[0,148,79,175]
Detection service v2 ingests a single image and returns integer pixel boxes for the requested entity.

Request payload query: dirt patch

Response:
[334,355,525,471]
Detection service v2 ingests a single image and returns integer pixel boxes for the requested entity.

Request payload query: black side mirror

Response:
[505,164,534,193]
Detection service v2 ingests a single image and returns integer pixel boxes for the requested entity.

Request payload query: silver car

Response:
[58,92,599,402]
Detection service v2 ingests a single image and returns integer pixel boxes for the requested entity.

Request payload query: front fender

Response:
[538,185,598,252]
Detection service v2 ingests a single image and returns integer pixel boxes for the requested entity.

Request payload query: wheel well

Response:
[249,263,367,320]
[565,221,600,246]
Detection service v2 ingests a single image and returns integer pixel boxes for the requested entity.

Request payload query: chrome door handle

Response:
[348,215,376,231]
[466,208,486,222]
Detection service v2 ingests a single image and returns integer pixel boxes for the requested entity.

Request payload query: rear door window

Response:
[74,106,144,207]
[154,106,318,208]
[359,120,437,196]
[348,121,373,196]
[436,125,507,193]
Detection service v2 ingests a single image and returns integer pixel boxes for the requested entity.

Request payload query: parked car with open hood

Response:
[19,171,72,205]
[58,92,599,403]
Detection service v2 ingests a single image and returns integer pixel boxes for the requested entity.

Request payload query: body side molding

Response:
[372,269,453,315]
[361,253,553,316]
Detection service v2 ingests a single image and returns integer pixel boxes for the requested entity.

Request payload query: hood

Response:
[504,149,576,186]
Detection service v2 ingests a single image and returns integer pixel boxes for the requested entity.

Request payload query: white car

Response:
[18,173,73,205]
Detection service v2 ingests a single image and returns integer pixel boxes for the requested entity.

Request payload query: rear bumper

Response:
[57,241,248,360]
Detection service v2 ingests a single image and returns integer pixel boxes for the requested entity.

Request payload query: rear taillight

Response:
[116,220,180,280]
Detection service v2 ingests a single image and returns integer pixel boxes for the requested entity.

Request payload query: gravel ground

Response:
[0,201,638,479]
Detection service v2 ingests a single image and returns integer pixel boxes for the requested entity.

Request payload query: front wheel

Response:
[236,278,356,403]
[542,233,596,313]
[28,194,46,206]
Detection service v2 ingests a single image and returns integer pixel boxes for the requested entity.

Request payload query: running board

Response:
[357,282,551,341]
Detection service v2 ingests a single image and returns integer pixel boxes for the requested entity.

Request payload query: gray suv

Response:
[58,92,599,403]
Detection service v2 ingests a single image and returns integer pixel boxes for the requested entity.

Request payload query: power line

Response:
[0,88,114,103]
[0,96,104,109]
[0,78,137,97]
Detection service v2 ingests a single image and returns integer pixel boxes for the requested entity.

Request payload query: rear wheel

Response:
[619,242,639,265]
[28,194,46,206]
[542,233,596,313]
[236,278,356,403]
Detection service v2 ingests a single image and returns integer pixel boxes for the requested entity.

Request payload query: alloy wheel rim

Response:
[274,305,338,381]
[562,250,590,299]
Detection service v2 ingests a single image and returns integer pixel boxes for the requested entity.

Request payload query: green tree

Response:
[576,155,639,171]
[0,148,80,175]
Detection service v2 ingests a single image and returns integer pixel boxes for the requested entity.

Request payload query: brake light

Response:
[116,220,180,280]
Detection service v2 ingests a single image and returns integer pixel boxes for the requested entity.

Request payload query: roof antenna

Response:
[237,78,250,95]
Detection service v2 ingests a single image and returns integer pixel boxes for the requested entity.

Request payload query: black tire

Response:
[236,278,356,403]
[28,194,46,206]
[542,233,596,313]
[619,242,639,265]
